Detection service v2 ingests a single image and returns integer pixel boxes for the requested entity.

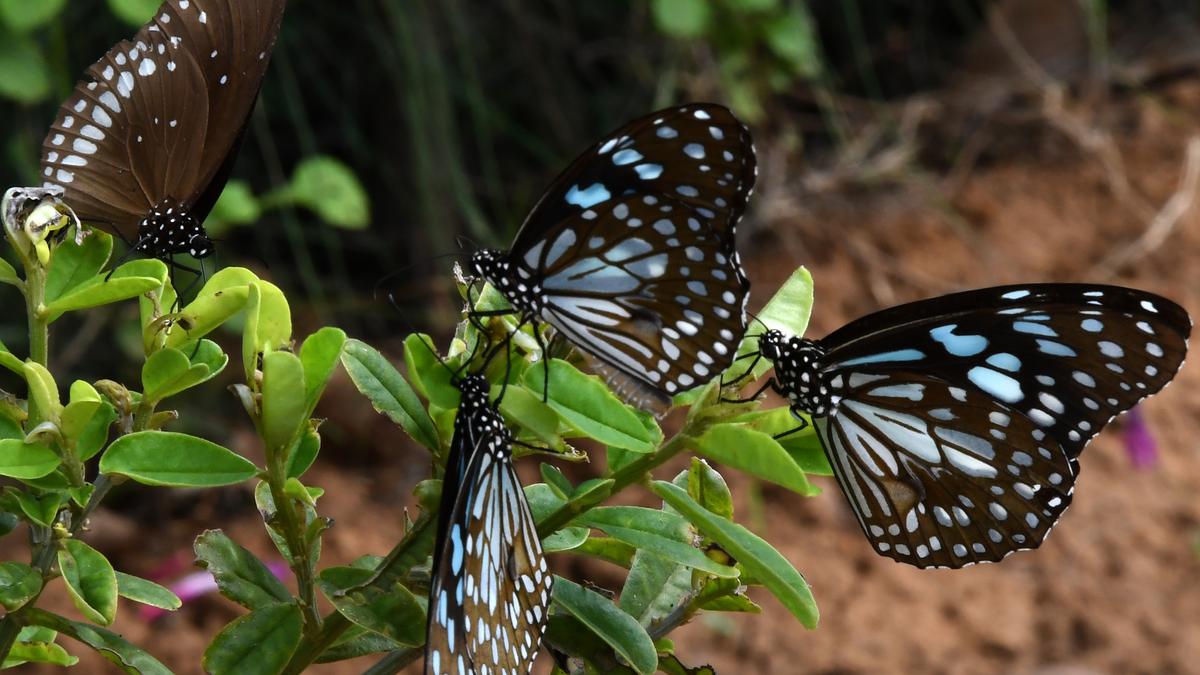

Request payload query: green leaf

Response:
[525,484,588,552]
[114,572,180,611]
[106,0,159,25]
[164,267,257,348]
[251,281,292,354]
[552,576,659,675]
[0,561,42,611]
[0,30,49,103]
[76,402,116,461]
[313,628,401,663]
[401,333,460,410]
[45,259,166,321]
[342,338,439,451]
[738,267,815,379]
[261,351,306,451]
[766,6,822,78]
[651,0,710,38]
[620,552,692,627]
[141,346,214,403]
[524,359,656,453]
[11,490,63,527]
[695,424,817,495]
[286,156,370,229]
[206,180,262,234]
[0,440,59,479]
[45,229,112,303]
[738,407,831,477]
[194,529,291,611]
[576,507,736,577]
[285,425,320,479]
[651,481,818,628]
[575,536,636,568]
[22,361,60,426]
[677,458,734,520]
[61,380,101,438]
[0,256,17,287]
[497,384,563,448]
[58,539,118,625]
[299,327,346,417]
[3,625,78,667]
[100,431,257,487]
[203,602,303,675]
[25,607,172,674]
[0,414,20,440]
[317,566,425,646]
[540,463,573,500]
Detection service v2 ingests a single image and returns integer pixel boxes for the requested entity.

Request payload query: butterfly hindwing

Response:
[822,284,1190,460]
[532,191,749,410]
[426,381,551,675]
[817,373,1075,568]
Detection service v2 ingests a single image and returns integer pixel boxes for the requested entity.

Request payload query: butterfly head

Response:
[469,248,540,313]
[758,329,788,361]
[457,373,491,409]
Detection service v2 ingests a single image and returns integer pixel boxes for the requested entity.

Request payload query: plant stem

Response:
[264,447,322,633]
[363,647,420,675]
[537,431,699,538]
[0,251,53,660]
[280,515,435,675]
[24,263,48,368]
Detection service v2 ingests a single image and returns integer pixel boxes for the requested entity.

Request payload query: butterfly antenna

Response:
[386,291,460,382]
[372,251,466,300]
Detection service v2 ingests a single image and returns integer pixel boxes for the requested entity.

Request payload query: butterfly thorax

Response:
[760,330,834,417]
[137,197,213,259]
[454,373,514,459]
[470,248,544,315]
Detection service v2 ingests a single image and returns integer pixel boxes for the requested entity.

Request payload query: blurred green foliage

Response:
[652,0,824,121]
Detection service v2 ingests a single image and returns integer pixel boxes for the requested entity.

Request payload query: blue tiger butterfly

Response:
[470,103,756,413]
[425,372,552,674]
[753,284,1190,568]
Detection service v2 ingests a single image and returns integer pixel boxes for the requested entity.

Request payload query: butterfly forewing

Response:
[513,103,756,250]
[426,387,551,675]
[40,0,286,249]
[817,373,1075,568]
[821,284,1190,460]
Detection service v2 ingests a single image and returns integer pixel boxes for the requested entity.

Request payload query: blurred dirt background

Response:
[6,0,1200,673]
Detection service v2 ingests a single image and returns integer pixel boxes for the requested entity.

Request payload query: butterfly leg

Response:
[531,321,551,403]
[772,409,811,440]
[721,378,780,404]
[721,351,763,389]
